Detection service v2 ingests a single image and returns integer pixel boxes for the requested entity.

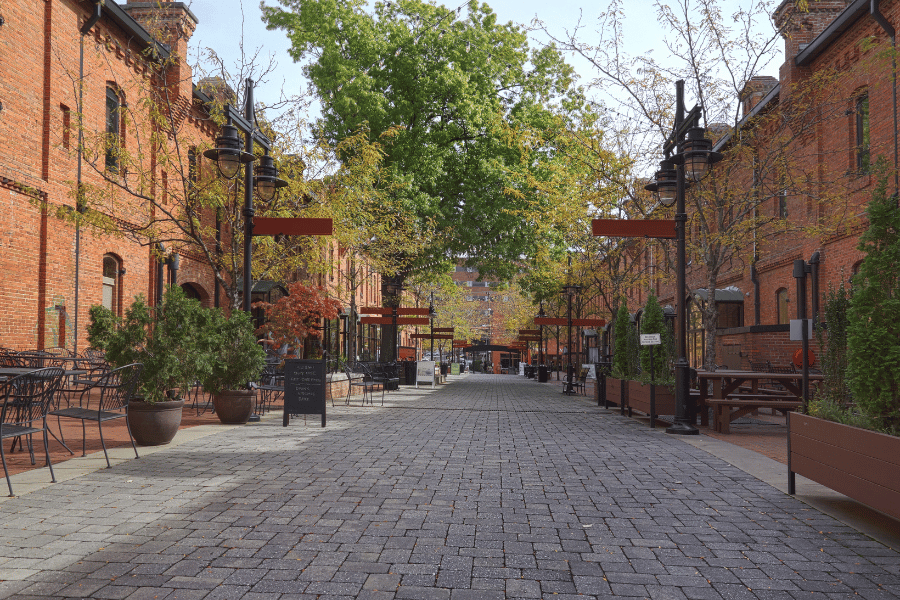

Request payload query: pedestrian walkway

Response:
[1,375,899,599]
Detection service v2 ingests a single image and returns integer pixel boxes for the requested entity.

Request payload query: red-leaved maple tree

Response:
[254,282,342,357]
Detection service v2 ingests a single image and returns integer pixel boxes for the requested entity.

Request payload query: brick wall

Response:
[0,0,221,351]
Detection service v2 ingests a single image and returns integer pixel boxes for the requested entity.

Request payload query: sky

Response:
[185,0,785,131]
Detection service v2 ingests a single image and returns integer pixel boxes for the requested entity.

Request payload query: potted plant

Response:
[199,309,267,424]
[87,286,208,445]
[789,168,900,520]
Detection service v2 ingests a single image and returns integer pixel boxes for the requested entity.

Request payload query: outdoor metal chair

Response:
[1,367,65,496]
[348,363,385,406]
[749,360,769,372]
[48,363,143,468]
[256,362,284,414]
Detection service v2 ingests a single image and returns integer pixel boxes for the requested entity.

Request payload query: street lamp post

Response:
[382,279,402,362]
[645,80,721,435]
[561,282,581,395]
[429,292,437,360]
[204,78,287,312]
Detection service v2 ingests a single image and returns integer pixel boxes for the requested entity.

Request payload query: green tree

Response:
[847,166,900,433]
[612,302,633,379]
[262,0,587,285]
[639,294,671,384]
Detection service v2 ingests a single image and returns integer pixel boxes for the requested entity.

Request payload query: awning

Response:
[582,329,598,337]
[693,288,744,303]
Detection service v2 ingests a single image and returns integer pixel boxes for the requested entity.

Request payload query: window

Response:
[161,171,168,205]
[776,182,788,218]
[61,105,71,150]
[776,288,789,325]
[856,93,870,173]
[105,86,121,171]
[717,303,743,329]
[102,255,120,314]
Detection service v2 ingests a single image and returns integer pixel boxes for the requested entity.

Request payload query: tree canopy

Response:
[262,0,597,282]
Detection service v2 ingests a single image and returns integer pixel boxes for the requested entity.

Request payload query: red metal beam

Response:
[592,218,676,239]
[432,327,455,333]
[411,333,454,340]
[253,217,334,236]
[519,329,540,335]
[534,317,568,326]
[359,307,432,316]
[360,317,430,325]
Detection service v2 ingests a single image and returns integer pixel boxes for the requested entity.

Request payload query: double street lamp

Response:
[644,80,722,435]
[204,78,288,312]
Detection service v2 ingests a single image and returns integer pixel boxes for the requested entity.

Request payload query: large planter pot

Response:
[789,413,900,521]
[212,389,256,424]
[128,399,184,446]
[627,383,677,421]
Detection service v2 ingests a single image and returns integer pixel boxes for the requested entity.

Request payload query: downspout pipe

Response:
[871,0,898,197]
[809,251,821,326]
[74,0,102,354]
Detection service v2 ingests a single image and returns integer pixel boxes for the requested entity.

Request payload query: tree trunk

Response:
[703,270,719,371]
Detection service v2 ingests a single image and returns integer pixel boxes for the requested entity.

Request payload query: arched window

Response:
[102,255,120,314]
[105,86,123,171]
[776,288,789,325]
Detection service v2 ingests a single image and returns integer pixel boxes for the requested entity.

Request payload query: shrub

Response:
[87,287,211,403]
[847,164,900,434]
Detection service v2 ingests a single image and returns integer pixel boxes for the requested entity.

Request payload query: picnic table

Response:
[696,369,824,434]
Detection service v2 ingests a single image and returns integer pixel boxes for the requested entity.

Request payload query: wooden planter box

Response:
[789,413,900,521]
[605,377,627,407]
[627,383,676,421]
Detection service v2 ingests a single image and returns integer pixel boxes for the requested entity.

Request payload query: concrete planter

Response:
[128,399,184,446]
[627,383,676,421]
[789,413,900,521]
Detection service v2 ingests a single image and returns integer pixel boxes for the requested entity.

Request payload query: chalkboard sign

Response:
[416,360,435,388]
[283,359,326,427]
[450,363,460,375]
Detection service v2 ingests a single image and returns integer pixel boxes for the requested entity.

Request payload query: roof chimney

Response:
[740,76,778,116]
[773,0,851,63]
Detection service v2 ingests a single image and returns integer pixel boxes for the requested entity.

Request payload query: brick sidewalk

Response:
[1,374,898,598]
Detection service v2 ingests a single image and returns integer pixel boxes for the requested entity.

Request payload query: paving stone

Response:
[1,376,898,600]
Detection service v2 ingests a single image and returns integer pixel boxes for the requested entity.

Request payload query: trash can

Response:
[538,365,549,382]
[404,361,417,386]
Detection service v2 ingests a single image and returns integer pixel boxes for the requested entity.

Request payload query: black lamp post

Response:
[429,292,437,360]
[382,279,402,362]
[204,78,287,312]
[537,302,546,368]
[645,80,722,435]
[561,282,581,395]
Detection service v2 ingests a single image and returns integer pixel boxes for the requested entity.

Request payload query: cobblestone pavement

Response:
[2,374,899,599]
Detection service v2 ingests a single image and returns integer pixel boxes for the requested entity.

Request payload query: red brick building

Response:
[0,0,219,351]
[644,0,899,370]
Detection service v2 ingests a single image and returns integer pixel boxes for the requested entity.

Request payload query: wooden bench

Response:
[705,396,803,433]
